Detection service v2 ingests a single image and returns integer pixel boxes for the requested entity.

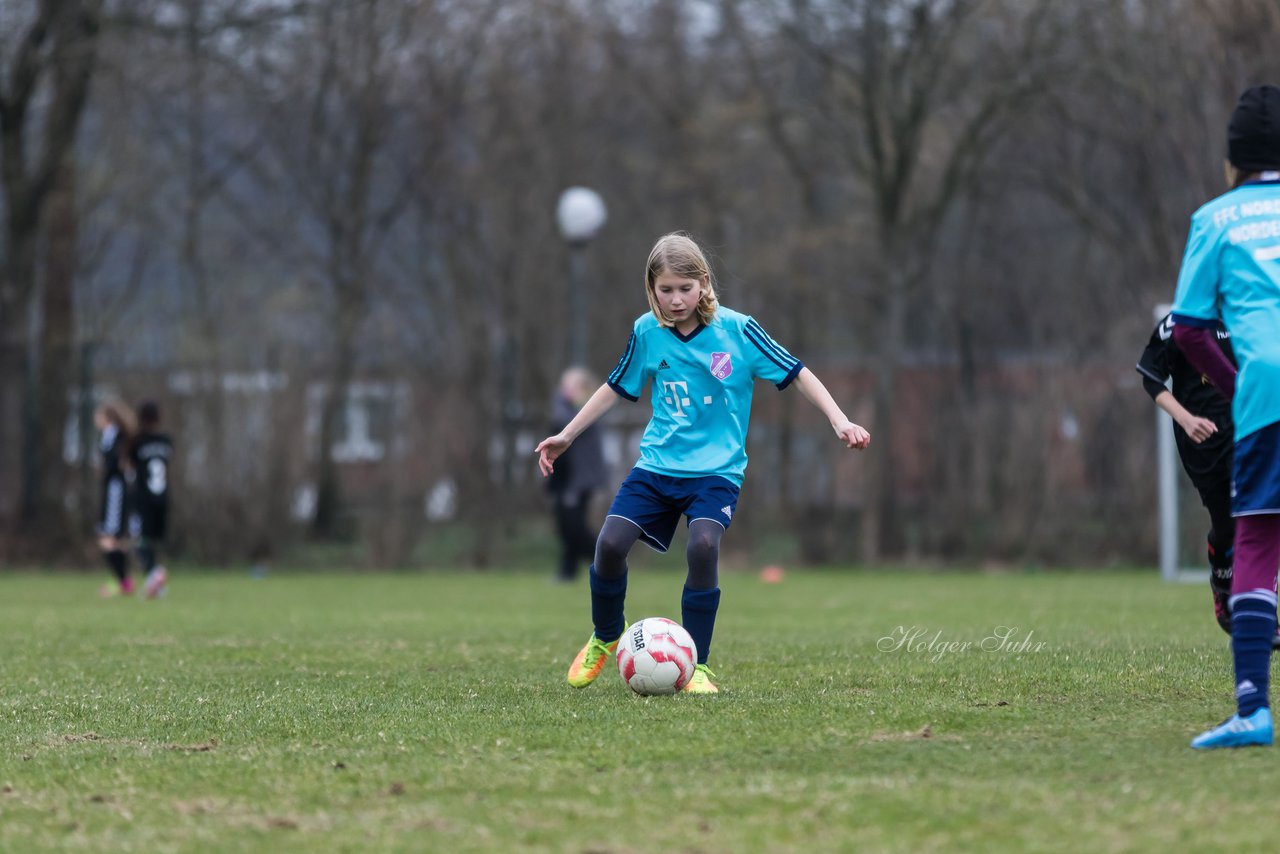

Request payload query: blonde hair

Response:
[95,398,138,456]
[95,398,137,436]
[645,232,719,328]
[559,366,597,407]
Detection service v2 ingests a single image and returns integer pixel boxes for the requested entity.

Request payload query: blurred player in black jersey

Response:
[1136,312,1235,632]
[95,400,136,597]
[130,400,173,599]
[546,367,608,583]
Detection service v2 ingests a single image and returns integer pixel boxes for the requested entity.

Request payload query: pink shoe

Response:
[144,567,168,599]
[99,579,134,598]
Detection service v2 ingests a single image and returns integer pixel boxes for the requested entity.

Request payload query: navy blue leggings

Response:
[594,516,722,589]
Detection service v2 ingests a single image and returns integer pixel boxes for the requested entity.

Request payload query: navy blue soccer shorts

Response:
[1233,420,1280,516]
[606,468,740,553]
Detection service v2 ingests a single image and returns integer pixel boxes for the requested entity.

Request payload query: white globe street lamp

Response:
[556,187,607,365]
[556,187,608,246]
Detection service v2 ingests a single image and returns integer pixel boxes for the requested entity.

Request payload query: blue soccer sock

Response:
[589,565,627,643]
[1230,589,1277,717]
[681,585,721,665]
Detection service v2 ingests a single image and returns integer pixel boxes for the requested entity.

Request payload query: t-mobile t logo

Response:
[662,380,691,418]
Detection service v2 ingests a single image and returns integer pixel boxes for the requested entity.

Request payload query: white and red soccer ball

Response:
[616,617,698,695]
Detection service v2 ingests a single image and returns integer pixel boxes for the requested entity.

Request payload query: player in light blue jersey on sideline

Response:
[536,232,871,693]
[1170,85,1280,749]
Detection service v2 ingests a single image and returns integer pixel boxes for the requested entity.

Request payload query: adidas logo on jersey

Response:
[658,360,671,370]
[721,505,733,520]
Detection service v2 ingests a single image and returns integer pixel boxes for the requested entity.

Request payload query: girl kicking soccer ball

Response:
[535,232,871,693]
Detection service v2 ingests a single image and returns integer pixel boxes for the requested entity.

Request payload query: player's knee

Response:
[595,530,630,566]
[687,530,719,563]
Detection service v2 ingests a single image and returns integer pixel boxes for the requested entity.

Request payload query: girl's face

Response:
[651,270,706,325]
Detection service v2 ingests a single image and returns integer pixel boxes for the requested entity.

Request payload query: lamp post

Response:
[556,187,607,366]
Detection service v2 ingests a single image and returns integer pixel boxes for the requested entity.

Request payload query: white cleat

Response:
[144,566,169,599]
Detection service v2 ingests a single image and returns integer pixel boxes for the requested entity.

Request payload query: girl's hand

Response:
[1179,414,1218,444]
[835,422,871,450]
[535,434,572,476]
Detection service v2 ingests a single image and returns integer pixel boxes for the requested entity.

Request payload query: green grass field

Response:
[0,568,1273,852]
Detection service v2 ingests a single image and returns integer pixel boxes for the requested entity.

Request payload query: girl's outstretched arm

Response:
[534,383,622,476]
[792,367,871,450]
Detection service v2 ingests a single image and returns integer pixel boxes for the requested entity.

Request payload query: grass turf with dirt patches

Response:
[0,569,1269,852]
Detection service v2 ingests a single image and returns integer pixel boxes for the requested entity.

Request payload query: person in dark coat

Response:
[547,367,608,582]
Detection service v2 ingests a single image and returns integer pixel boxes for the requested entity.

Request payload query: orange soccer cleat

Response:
[567,633,621,688]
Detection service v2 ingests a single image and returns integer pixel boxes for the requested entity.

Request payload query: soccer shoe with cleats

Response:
[1190,707,1273,749]
[682,664,718,694]
[144,566,169,599]
[567,634,620,688]
[99,578,135,598]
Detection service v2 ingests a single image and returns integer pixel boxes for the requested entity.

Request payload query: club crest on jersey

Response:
[710,351,733,380]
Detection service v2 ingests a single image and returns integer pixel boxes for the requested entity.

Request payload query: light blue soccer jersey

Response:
[1172,177,1280,440]
[606,307,803,486]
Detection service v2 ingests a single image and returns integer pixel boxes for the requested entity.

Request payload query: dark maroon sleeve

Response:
[1172,324,1236,401]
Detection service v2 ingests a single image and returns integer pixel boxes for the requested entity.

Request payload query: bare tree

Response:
[725,0,1073,559]
[0,0,102,552]
[234,0,434,541]
[6,0,1278,569]
[1025,0,1280,319]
